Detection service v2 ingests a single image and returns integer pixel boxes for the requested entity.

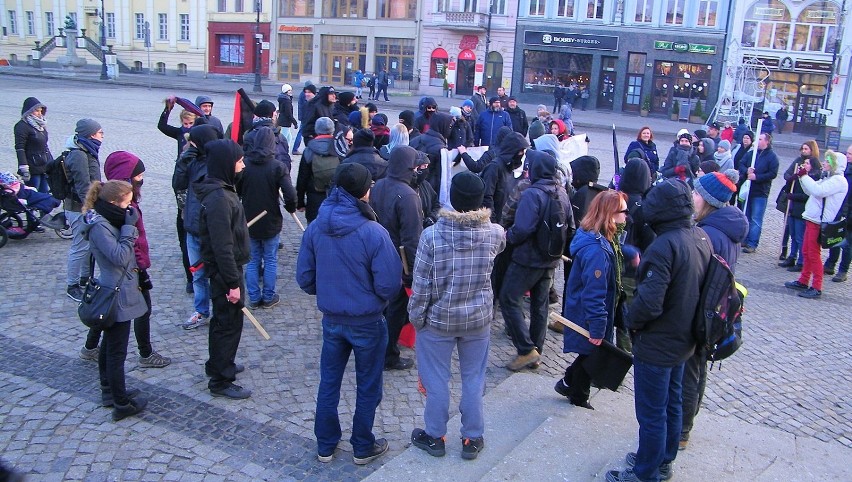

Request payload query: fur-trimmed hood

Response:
[436,207,493,251]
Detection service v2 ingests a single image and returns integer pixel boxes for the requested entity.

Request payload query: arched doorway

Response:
[485,51,503,93]
[456,49,476,96]
[429,48,448,87]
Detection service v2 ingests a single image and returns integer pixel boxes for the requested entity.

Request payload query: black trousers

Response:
[98,320,132,406]
[564,354,592,404]
[680,350,707,437]
[206,270,245,391]
[176,209,191,283]
[86,288,152,358]
[384,286,409,364]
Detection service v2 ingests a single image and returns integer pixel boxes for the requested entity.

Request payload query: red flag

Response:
[231,88,256,146]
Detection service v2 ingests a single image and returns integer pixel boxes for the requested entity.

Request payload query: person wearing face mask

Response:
[369,146,424,370]
[158,100,197,159]
[661,132,699,183]
[81,180,149,421]
[64,119,105,304]
[82,152,172,370]
[195,139,252,399]
[481,133,529,225]
[556,190,631,409]
[474,97,513,147]
[411,151,441,228]
[410,112,452,193]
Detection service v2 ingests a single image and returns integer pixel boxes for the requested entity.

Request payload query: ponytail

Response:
[82,180,132,212]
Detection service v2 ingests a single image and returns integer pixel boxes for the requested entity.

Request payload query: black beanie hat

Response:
[334,163,372,199]
[254,100,276,118]
[338,92,356,106]
[693,129,707,140]
[189,124,221,149]
[450,171,485,212]
[130,160,146,178]
[353,128,375,148]
[399,110,415,129]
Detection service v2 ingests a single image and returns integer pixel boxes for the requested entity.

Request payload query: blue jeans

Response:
[315,318,387,457]
[292,125,304,153]
[26,173,49,193]
[186,233,210,317]
[633,359,685,482]
[499,262,553,356]
[246,234,280,303]
[825,236,852,273]
[416,325,490,439]
[744,195,768,249]
[787,217,805,264]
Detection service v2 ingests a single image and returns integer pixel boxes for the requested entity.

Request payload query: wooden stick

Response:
[561,255,572,263]
[246,210,268,228]
[242,307,271,340]
[291,212,305,232]
[549,312,590,338]
[398,246,410,276]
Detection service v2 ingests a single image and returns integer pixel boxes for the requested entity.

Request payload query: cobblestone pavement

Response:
[0,77,849,480]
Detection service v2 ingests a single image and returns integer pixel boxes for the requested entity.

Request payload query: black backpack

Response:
[44,149,75,201]
[693,253,745,363]
[531,186,569,260]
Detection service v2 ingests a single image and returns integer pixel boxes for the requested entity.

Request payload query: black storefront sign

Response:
[795,60,832,73]
[524,30,618,51]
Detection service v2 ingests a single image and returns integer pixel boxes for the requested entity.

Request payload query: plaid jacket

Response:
[408,208,506,335]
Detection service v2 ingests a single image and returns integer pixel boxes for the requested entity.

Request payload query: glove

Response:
[284,201,297,214]
[674,165,687,179]
[138,269,153,291]
[124,206,140,226]
[18,165,30,182]
[796,165,809,177]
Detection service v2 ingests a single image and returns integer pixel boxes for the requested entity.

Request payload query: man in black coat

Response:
[410,112,451,194]
[277,83,298,131]
[292,83,316,154]
[608,179,711,482]
[739,133,779,252]
[195,139,252,400]
[303,86,337,144]
[481,132,529,225]
[342,129,388,181]
[506,97,529,136]
[369,146,423,370]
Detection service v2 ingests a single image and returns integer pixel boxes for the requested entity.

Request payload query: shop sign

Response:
[524,30,618,51]
[779,57,794,70]
[755,56,779,68]
[688,44,716,54]
[654,41,673,50]
[805,10,836,20]
[655,40,716,54]
[754,7,785,18]
[795,60,832,73]
[673,42,689,52]
[277,25,312,33]
[459,35,479,50]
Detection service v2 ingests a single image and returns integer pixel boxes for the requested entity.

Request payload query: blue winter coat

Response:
[696,205,748,275]
[562,228,617,355]
[296,187,402,325]
[475,110,513,147]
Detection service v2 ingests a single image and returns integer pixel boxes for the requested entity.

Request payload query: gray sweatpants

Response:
[66,211,91,285]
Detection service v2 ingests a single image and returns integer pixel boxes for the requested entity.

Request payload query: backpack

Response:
[367,77,375,88]
[693,253,745,363]
[311,152,340,193]
[44,149,75,201]
[531,186,569,260]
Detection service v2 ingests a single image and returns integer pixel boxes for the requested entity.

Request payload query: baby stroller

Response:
[0,180,71,248]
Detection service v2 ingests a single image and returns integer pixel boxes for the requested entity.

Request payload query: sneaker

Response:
[571,400,595,410]
[741,245,756,254]
[778,258,795,267]
[102,387,141,407]
[112,396,148,422]
[353,438,389,465]
[384,357,414,371]
[80,346,99,362]
[824,266,836,276]
[67,284,83,302]
[778,249,788,261]
[547,320,565,334]
[797,288,822,299]
[784,280,808,290]
[210,384,252,399]
[317,443,338,463]
[461,437,484,460]
[183,312,208,330]
[787,265,803,272]
[678,438,689,451]
[625,452,673,480]
[262,294,280,309]
[606,468,642,482]
[506,349,541,371]
[248,299,264,309]
[554,378,571,398]
[832,272,847,282]
[138,351,171,368]
[411,428,446,457]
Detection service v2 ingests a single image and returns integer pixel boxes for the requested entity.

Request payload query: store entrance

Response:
[457,59,476,96]
[794,95,824,136]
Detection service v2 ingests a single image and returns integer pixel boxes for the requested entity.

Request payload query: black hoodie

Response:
[481,132,529,224]
[194,140,250,292]
[410,112,451,191]
[303,86,336,139]
[569,155,606,223]
[619,158,656,253]
[240,125,298,238]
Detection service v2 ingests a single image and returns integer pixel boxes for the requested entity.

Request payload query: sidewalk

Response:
[0,66,812,149]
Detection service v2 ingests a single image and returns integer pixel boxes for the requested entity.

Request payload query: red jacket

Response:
[103,151,150,270]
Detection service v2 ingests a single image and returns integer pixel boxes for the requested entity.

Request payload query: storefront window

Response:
[321,35,366,84]
[557,0,576,18]
[521,50,592,95]
[598,56,617,110]
[741,0,791,49]
[665,0,684,26]
[375,37,415,82]
[279,0,315,16]
[653,60,711,114]
[323,0,368,18]
[378,0,416,18]
[218,34,245,67]
[634,0,652,23]
[278,33,312,81]
[697,0,718,27]
[429,48,448,87]
[792,1,840,53]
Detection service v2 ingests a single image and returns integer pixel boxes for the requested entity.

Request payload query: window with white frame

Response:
[587,0,605,19]
[106,13,116,38]
[179,14,189,41]
[158,13,167,40]
[634,0,652,23]
[557,0,574,18]
[462,0,478,12]
[236,0,245,12]
[792,1,840,53]
[697,0,718,27]
[436,0,451,12]
[741,0,791,50]
[45,12,54,36]
[529,0,546,16]
[26,11,34,35]
[218,0,227,12]
[665,0,684,26]
[135,13,145,40]
[8,10,17,34]
[492,0,507,15]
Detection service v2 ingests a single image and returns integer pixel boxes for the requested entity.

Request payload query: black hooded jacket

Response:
[194,140,251,292]
[481,132,529,224]
[343,146,388,181]
[240,125,298,239]
[14,97,52,175]
[173,125,221,235]
[619,158,656,253]
[410,112,451,191]
[277,92,297,129]
[303,87,336,139]
[459,126,514,174]
[569,155,607,223]
[368,146,423,285]
[627,179,712,367]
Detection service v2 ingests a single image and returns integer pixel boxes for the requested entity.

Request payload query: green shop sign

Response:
[654,40,716,55]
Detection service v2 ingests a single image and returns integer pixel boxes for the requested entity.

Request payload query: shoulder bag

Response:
[818,200,847,249]
[78,255,128,330]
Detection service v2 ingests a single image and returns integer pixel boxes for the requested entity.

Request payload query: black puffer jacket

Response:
[277,92,297,129]
[14,97,51,175]
[627,179,712,367]
[240,125,298,239]
[342,146,388,181]
[303,87,336,139]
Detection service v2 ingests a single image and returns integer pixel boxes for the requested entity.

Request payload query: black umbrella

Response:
[549,312,633,391]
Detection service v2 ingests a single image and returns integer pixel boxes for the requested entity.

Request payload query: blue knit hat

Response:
[462,99,474,109]
[694,169,739,208]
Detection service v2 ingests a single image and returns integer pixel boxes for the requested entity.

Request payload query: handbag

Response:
[77,255,128,330]
[818,201,847,249]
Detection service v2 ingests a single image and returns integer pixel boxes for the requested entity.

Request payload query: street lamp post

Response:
[99,0,108,80]
[253,0,262,93]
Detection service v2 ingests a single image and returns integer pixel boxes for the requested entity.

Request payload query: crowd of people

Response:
[6,83,850,476]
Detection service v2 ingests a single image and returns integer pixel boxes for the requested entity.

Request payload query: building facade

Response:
[273,0,419,90]
[727,0,849,137]
[513,0,731,116]
[419,0,519,98]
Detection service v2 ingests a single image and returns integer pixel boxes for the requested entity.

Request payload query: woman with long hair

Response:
[82,180,149,421]
[379,123,409,160]
[778,140,821,270]
[555,190,629,410]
